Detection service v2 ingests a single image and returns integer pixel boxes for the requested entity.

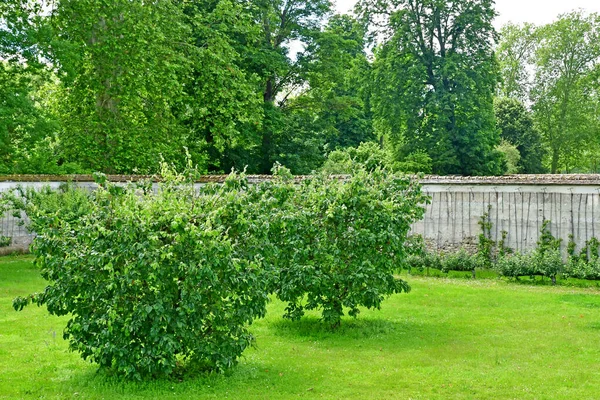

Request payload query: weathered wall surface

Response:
[1,175,600,254]
[414,182,600,254]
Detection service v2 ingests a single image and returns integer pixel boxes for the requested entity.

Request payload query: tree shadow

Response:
[267,314,452,351]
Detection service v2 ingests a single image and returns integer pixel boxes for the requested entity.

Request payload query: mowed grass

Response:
[2,257,600,399]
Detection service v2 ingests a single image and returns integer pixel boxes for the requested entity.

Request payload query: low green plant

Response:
[0,236,11,247]
[403,250,443,275]
[5,182,95,234]
[587,238,600,261]
[537,219,562,255]
[565,257,600,280]
[441,249,481,278]
[496,249,563,284]
[498,230,512,257]
[496,220,564,284]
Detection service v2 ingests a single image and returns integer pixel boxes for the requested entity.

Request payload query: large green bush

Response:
[12,171,270,379]
[269,168,428,328]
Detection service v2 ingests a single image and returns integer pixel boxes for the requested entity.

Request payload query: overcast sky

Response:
[334,0,600,27]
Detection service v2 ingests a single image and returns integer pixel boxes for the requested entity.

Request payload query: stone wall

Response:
[1,174,600,255]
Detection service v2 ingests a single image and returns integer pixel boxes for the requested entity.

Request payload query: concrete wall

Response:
[1,175,600,255]
[413,183,600,254]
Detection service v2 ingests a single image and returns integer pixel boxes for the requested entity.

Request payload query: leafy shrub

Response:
[537,219,562,255]
[565,258,600,281]
[534,249,563,283]
[270,168,428,328]
[13,170,270,379]
[496,252,536,278]
[393,150,433,174]
[403,251,443,274]
[441,249,481,276]
[0,236,11,247]
[477,205,495,268]
[320,142,393,174]
[5,183,95,233]
[496,249,563,283]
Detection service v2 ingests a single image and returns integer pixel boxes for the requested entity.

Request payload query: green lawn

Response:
[2,257,600,399]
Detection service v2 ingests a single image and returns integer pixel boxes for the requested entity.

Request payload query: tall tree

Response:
[181,0,264,172]
[0,2,64,173]
[496,23,537,100]
[4,0,194,174]
[277,14,376,173]
[250,0,332,173]
[0,63,60,174]
[531,11,600,173]
[367,0,503,175]
[54,0,193,173]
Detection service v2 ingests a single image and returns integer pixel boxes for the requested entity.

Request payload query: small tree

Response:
[270,167,428,328]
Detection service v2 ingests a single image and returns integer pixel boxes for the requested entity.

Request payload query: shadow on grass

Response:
[269,316,399,338]
[267,314,452,350]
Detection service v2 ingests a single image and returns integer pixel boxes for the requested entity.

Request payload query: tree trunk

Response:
[551,147,560,174]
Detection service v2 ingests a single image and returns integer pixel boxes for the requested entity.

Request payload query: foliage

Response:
[12,171,271,379]
[320,142,392,174]
[368,0,504,175]
[402,251,442,275]
[496,140,521,175]
[6,163,430,375]
[496,249,563,283]
[0,236,11,248]
[477,205,495,268]
[251,0,333,174]
[494,97,545,174]
[531,11,600,173]
[440,249,481,275]
[393,151,433,174]
[4,183,95,234]
[3,2,600,176]
[278,14,376,174]
[0,62,63,174]
[180,0,264,172]
[495,12,600,174]
[497,230,513,257]
[565,258,600,281]
[270,167,428,328]
[496,23,538,100]
[537,219,562,255]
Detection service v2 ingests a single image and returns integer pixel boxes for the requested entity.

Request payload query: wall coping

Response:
[1,174,600,186]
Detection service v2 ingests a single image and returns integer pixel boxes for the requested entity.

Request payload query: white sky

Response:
[334,0,600,27]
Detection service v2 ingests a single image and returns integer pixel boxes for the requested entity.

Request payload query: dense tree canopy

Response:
[496,12,600,173]
[1,1,600,175]
[367,0,503,175]
[494,97,545,174]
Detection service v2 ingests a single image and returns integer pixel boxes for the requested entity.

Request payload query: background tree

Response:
[180,0,264,172]
[0,1,65,174]
[531,11,600,173]
[494,97,545,174]
[277,14,376,174]
[250,0,333,174]
[367,0,504,176]
[0,63,62,174]
[496,23,537,100]
[51,0,193,173]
